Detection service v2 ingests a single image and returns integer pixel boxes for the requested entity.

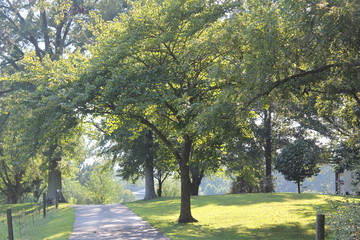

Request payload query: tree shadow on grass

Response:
[160,221,315,240]
[128,193,326,222]
[191,193,323,208]
[239,222,316,240]
[289,202,330,219]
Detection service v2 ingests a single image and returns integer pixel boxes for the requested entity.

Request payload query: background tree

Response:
[99,123,159,200]
[226,0,358,194]
[0,101,46,203]
[63,162,136,204]
[275,138,321,193]
[0,0,130,203]
[5,51,87,203]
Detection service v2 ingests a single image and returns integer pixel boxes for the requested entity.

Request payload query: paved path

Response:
[69,204,170,240]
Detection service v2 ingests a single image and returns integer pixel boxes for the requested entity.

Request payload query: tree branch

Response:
[41,10,52,55]
[128,113,182,162]
[244,61,360,109]
[0,88,13,96]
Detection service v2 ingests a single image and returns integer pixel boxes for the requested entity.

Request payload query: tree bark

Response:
[297,181,301,194]
[144,162,156,200]
[6,194,18,204]
[47,160,65,203]
[144,130,156,200]
[47,145,66,204]
[157,180,162,197]
[178,135,198,223]
[190,167,204,196]
[155,170,170,197]
[264,108,274,193]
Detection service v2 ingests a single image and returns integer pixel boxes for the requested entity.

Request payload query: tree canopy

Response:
[275,138,321,193]
[0,0,358,224]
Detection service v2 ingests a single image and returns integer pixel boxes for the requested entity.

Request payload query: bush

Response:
[327,198,360,240]
[161,178,181,197]
[63,164,136,204]
[122,190,136,203]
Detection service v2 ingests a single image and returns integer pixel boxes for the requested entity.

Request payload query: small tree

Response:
[275,138,321,193]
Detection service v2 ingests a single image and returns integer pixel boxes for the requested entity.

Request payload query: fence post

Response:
[43,192,47,218]
[55,189,59,209]
[316,214,325,240]
[6,209,14,240]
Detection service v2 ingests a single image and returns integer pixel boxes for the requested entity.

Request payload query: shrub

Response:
[327,198,360,240]
[161,178,181,197]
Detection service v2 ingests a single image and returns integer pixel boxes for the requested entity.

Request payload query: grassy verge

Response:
[0,203,75,240]
[127,193,343,240]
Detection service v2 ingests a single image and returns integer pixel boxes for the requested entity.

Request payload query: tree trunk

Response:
[137,118,197,222]
[190,167,204,196]
[6,193,18,204]
[47,145,66,204]
[144,163,156,200]
[264,108,274,193]
[297,181,301,194]
[178,136,198,223]
[47,160,66,203]
[144,131,156,200]
[157,179,162,197]
[155,170,169,198]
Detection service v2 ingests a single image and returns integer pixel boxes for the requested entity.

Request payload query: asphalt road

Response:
[68,204,170,240]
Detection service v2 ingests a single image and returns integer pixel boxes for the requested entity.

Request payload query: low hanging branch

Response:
[244,61,360,109]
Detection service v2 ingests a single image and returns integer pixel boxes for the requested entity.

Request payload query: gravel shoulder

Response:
[68,204,170,240]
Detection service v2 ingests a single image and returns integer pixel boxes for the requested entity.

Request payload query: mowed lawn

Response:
[127,193,337,240]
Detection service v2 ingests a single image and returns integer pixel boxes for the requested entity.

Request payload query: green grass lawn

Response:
[0,203,75,240]
[127,193,341,240]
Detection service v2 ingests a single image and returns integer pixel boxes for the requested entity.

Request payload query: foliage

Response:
[203,183,228,195]
[223,133,266,194]
[0,0,358,225]
[62,163,135,204]
[331,141,360,183]
[0,108,43,203]
[326,198,360,240]
[228,0,359,172]
[200,176,231,195]
[275,138,321,193]
[85,165,126,204]
[161,178,181,197]
[77,0,241,222]
[0,0,129,205]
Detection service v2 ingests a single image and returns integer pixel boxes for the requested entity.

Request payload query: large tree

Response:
[76,0,239,223]
[0,0,130,203]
